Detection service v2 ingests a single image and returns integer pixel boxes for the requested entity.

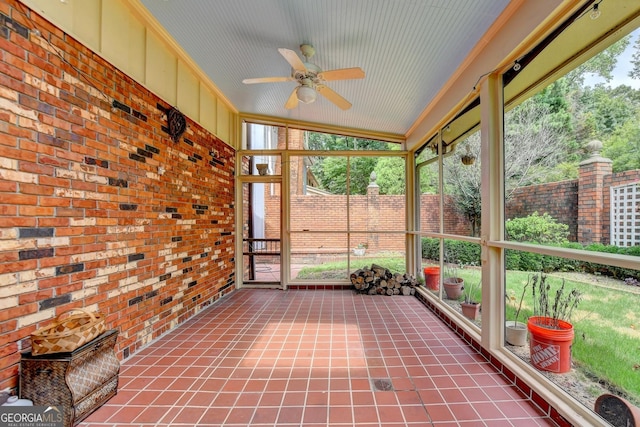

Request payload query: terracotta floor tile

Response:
[378,404,406,423]
[402,404,432,423]
[224,406,255,424]
[353,405,379,424]
[133,406,169,424]
[250,406,280,424]
[276,405,304,424]
[303,405,328,424]
[425,403,456,422]
[328,405,353,424]
[258,391,284,406]
[186,390,217,407]
[374,390,398,405]
[81,289,557,427]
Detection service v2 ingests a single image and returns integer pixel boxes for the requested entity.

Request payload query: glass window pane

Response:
[505,252,640,407]
[299,129,399,151]
[502,21,640,409]
[241,155,280,176]
[291,232,349,281]
[418,146,440,234]
[245,123,283,150]
[443,132,479,236]
[444,240,482,325]
[290,155,348,230]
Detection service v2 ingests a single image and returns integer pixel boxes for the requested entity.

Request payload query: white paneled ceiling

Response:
[139,0,511,137]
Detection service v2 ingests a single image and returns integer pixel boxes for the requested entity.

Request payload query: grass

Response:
[507,271,640,404]
[296,256,407,279]
[298,257,640,404]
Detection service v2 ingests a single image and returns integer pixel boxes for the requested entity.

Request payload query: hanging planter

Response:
[256,163,269,175]
[460,144,476,165]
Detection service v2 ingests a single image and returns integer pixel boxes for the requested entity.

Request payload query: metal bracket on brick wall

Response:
[168,107,187,142]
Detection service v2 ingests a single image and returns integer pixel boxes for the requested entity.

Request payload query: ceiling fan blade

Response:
[316,85,352,110]
[284,87,299,109]
[318,67,365,81]
[278,48,307,73]
[242,76,294,84]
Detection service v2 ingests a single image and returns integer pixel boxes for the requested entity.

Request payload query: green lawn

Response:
[506,271,640,405]
[297,256,407,280]
[297,258,640,404]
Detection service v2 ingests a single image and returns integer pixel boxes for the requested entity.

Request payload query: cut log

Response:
[351,264,419,296]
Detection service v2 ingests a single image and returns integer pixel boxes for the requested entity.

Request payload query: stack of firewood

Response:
[350,263,418,296]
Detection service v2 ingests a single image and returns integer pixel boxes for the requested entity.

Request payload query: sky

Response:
[584,28,640,89]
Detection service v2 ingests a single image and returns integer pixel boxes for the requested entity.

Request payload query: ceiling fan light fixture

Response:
[296,85,317,104]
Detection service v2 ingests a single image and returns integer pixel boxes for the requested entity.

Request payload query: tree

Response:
[312,156,379,195]
[375,157,405,195]
[443,138,482,235]
[628,32,640,80]
[565,35,630,87]
[444,100,565,236]
[306,133,397,194]
[602,112,640,172]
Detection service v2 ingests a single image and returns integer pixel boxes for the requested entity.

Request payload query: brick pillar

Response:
[578,140,612,244]
[367,172,380,251]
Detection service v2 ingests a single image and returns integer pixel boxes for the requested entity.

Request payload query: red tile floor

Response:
[82,289,558,426]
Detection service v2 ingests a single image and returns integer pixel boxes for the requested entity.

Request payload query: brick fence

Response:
[507,148,639,245]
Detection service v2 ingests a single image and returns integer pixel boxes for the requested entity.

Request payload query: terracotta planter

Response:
[443,278,464,299]
[527,316,574,373]
[505,321,527,346]
[461,302,480,320]
[595,393,640,427]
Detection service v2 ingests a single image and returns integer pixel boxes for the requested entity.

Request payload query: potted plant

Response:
[353,242,367,256]
[461,278,481,320]
[527,273,581,374]
[505,279,528,346]
[443,261,464,300]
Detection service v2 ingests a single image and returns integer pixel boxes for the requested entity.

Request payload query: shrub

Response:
[421,237,439,261]
[506,212,569,244]
[421,238,480,266]
[424,230,639,281]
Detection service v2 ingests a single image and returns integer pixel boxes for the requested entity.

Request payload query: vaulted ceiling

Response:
[138,0,514,139]
[138,1,631,148]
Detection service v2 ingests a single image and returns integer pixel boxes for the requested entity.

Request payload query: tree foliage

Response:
[374,156,405,195]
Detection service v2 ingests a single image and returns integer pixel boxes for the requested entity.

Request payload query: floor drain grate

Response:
[371,378,394,391]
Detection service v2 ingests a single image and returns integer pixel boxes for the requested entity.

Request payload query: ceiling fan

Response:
[242,44,365,110]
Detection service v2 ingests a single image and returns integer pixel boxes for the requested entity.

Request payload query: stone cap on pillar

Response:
[579,140,612,165]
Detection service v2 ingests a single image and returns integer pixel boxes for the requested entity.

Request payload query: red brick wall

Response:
[283,193,468,253]
[0,1,235,391]
[506,180,579,241]
[504,167,640,245]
